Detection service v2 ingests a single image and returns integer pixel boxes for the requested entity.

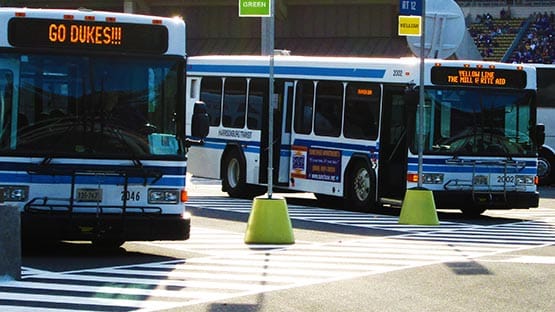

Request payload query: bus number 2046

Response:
[121,191,141,201]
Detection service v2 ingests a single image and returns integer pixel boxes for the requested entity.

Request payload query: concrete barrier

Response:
[0,205,21,281]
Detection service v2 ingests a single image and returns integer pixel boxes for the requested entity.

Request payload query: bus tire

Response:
[460,206,487,218]
[345,159,376,212]
[538,147,555,185]
[222,149,249,198]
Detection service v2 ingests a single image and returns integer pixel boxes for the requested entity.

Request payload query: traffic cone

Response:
[398,188,439,225]
[244,195,295,244]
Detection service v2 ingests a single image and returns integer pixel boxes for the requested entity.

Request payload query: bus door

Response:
[377,86,409,200]
[278,81,294,184]
[259,79,292,186]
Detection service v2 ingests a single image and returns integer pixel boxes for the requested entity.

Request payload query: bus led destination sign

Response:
[47,23,122,45]
[8,18,168,54]
[431,66,527,89]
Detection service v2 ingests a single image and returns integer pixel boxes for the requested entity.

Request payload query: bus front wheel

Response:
[222,149,249,198]
[345,160,376,212]
[538,148,555,185]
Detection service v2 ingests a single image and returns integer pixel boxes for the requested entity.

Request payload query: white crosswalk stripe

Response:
[4,216,555,312]
[186,197,469,232]
[485,207,555,222]
[401,220,555,246]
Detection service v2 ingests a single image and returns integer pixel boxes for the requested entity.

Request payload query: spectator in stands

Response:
[469,12,506,59]
[500,8,511,20]
[509,12,555,64]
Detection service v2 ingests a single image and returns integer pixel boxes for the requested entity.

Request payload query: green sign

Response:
[239,0,271,17]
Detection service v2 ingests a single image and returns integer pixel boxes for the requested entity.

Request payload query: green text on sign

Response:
[239,0,271,17]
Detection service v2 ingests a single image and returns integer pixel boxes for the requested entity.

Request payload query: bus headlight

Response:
[515,175,534,185]
[148,189,179,204]
[1,185,29,202]
[422,173,444,184]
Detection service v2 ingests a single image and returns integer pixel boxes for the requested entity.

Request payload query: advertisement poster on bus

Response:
[291,146,341,182]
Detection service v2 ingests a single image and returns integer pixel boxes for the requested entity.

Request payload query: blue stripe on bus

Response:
[202,136,536,173]
[0,162,186,175]
[407,158,536,174]
[407,157,536,167]
[0,161,187,187]
[0,172,186,187]
[292,139,377,152]
[203,137,378,158]
[188,64,387,79]
[407,164,536,174]
[204,137,261,147]
[203,137,261,154]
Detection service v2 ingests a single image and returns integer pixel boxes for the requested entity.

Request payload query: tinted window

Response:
[222,78,247,128]
[247,78,266,130]
[314,81,342,137]
[344,83,380,139]
[1,54,184,158]
[537,67,555,108]
[294,80,314,134]
[200,77,222,126]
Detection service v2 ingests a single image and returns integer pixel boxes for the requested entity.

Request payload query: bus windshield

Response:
[416,87,536,157]
[0,53,184,159]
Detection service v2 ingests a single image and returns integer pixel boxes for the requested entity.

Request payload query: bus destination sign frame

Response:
[8,18,169,54]
[431,66,527,89]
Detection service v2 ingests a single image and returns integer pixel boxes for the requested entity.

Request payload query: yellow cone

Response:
[398,188,439,225]
[244,195,295,244]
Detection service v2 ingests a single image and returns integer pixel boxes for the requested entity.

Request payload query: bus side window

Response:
[344,83,379,140]
[294,80,314,134]
[200,77,223,126]
[222,77,247,129]
[247,78,266,130]
[314,81,342,137]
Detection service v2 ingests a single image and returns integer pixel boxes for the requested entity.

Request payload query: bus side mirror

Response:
[186,101,210,147]
[536,123,545,146]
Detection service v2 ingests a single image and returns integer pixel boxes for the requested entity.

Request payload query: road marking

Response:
[400,221,555,246]
[6,215,555,312]
[6,192,555,312]
[0,290,180,311]
[187,197,469,232]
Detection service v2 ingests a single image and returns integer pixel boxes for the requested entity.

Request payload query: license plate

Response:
[76,188,103,202]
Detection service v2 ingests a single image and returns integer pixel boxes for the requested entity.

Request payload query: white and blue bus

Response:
[185,55,541,216]
[531,64,555,185]
[0,8,207,248]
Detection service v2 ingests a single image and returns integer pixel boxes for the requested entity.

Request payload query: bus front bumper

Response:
[21,211,191,242]
[433,190,539,209]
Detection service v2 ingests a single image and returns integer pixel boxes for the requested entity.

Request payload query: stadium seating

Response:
[508,12,555,63]
[468,13,525,62]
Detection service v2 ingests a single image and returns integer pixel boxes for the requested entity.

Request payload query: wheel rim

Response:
[353,167,370,202]
[227,158,240,188]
